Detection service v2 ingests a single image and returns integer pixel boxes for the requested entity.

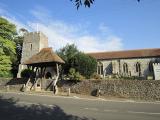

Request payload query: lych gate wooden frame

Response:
[25,63,60,94]
[23,48,64,94]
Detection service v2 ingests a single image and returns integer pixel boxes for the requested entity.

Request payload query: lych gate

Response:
[23,48,65,94]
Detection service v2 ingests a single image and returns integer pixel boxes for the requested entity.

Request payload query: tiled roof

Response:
[87,48,160,60]
[23,48,65,65]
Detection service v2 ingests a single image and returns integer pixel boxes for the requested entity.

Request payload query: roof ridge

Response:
[41,47,52,51]
[87,48,160,54]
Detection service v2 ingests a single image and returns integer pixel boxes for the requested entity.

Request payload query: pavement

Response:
[0,91,160,120]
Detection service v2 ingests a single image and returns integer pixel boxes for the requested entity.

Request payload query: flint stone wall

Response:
[62,80,160,100]
[0,78,27,91]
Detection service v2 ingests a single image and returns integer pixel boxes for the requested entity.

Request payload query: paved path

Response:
[0,92,160,120]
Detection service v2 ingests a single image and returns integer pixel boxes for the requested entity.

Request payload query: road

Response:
[0,92,160,120]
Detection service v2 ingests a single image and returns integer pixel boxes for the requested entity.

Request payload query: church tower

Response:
[17,31,48,77]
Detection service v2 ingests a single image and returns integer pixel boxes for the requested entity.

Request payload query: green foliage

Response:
[91,73,101,80]
[57,44,79,74]
[0,36,16,56]
[57,44,97,78]
[104,74,144,80]
[68,68,76,80]
[21,69,32,78]
[72,0,94,9]
[0,17,28,78]
[12,29,28,77]
[0,17,19,77]
[0,17,17,40]
[0,55,12,78]
[14,28,28,63]
[74,52,97,78]
[0,71,13,78]
[68,68,84,81]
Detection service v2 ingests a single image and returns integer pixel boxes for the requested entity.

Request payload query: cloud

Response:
[29,6,124,52]
[0,5,124,52]
[76,36,123,52]
[2,16,30,31]
[0,6,30,32]
[99,23,110,33]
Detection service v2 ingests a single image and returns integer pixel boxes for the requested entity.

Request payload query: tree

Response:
[74,52,97,78]
[71,0,141,9]
[0,53,12,77]
[0,17,29,78]
[0,17,17,77]
[12,28,28,76]
[0,17,17,40]
[56,44,97,78]
[56,44,79,74]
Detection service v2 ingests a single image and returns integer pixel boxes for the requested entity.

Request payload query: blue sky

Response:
[0,0,160,52]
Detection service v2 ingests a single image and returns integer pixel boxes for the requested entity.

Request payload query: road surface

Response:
[0,92,160,120]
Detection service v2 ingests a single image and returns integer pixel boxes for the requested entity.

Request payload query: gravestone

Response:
[153,63,160,80]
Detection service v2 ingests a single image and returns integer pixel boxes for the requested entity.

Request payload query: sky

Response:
[0,0,160,52]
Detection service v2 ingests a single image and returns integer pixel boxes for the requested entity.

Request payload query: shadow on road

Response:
[0,95,96,120]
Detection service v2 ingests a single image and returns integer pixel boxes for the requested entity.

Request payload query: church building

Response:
[88,49,160,79]
[18,31,160,80]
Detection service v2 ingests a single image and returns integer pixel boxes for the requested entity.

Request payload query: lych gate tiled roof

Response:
[23,48,65,65]
[87,48,160,60]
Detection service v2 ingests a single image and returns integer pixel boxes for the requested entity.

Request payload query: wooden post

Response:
[6,85,10,91]
[96,88,101,97]
[67,88,70,96]
[42,67,46,78]
[56,63,59,76]
[53,63,59,95]
[33,67,37,91]
[40,67,43,90]
[22,84,25,92]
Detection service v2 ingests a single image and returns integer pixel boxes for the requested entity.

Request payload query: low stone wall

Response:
[0,78,54,91]
[1,78,160,101]
[0,78,11,91]
[41,79,53,90]
[0,78,26,91]
[60,80,160,101]
[0,78,11,86]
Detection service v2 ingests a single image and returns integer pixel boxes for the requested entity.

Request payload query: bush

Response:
[0,71,13,78]
[74,52,97,79]
[68,68,85,81]
[91,73,101,80]
[21,69,32,78]
[56,44,97,78]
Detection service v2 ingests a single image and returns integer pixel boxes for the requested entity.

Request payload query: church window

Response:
[123,63,128,73]
[97,62,103,75]
[101,65,103,75]
[149,61,153,72]
[30,43,32,50]
[136,62,141,72]
[135,62,141,76]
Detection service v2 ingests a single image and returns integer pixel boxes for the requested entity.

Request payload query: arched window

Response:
[105,63,112,75]
[123,63,128,73]
[149,61,153,72]
[135,62,141,76]
[97,62,103,75]
[136,62,141,72]
[30,43,32,50]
